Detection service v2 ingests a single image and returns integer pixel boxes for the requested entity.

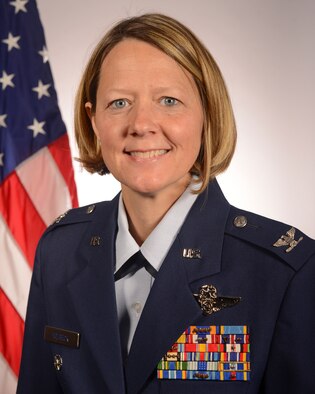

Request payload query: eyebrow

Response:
[102,86,187,96]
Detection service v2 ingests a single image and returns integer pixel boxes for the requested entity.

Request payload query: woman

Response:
[18,13,315,394]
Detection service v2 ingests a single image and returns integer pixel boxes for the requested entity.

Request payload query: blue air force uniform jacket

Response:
[17,179,315,394]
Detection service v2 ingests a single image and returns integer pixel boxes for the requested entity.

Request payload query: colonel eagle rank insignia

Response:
[273,227,303,253]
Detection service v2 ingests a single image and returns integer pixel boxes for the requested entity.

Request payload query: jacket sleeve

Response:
[17,238,63,394]
[261,254,315,393]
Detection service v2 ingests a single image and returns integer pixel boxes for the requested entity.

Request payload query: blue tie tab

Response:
[114,251,157,281]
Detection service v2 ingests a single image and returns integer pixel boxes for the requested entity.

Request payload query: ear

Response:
[85,102,100,139]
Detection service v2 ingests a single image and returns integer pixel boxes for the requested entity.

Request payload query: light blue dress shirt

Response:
[115,185,198,354]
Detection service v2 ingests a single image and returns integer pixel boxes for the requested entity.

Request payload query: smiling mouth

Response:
[127,149,169,158]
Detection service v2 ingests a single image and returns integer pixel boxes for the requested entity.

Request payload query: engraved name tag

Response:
[44,326,80,348]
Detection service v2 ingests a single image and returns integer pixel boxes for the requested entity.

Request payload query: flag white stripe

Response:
[0,215,32,320]
[16,147,72,226]
[0,354,17,394]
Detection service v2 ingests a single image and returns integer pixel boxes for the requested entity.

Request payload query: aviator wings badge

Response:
[194,284,241,315]
[273,227,303,253]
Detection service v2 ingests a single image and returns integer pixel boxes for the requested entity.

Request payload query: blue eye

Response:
[162,97,178,106]
[110,99,128,109]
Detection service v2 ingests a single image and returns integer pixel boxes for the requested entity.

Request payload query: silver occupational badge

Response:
[273,227,303,253]
[194,284,241,315]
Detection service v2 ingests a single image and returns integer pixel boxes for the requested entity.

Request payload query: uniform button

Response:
[234,215,247,228]
[86,204,96,214]
[132,302,142,315]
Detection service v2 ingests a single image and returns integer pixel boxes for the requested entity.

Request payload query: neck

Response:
[121,178,191,245]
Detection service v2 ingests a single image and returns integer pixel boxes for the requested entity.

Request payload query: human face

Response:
[88,39,204,198]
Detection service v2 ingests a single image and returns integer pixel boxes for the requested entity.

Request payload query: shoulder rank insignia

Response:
[194,285,241,315]
[273,227,303,253]
[53,210,69,224]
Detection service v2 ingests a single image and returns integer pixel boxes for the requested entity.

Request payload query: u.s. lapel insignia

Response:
[194,285,241,315]
[273,227,303,253]
[182,248,201,259]
[90,235,101,246]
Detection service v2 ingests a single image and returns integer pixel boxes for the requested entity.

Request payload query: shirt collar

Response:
[115,185,198,272]
[115,196,139,271]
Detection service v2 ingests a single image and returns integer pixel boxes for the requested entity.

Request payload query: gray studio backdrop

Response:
[37,0,315,238]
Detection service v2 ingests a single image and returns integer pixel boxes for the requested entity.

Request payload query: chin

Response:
[132,183,165,196]
[124,177,189,198]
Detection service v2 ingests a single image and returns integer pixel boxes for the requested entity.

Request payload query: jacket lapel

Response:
[125,179,231,394]
[67,195,126,393]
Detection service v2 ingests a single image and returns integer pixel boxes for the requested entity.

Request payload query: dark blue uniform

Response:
[17,179,315,393]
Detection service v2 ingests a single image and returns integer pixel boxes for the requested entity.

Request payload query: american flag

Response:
[0,0,78,391]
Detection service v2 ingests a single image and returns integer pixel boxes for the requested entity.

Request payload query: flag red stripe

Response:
[0,289,24,377]
[48,134,79,208]
[0,172,46,268]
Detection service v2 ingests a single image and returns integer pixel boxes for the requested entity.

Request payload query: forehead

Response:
[99,38,196,89]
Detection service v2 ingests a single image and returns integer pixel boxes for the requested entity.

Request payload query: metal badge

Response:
[273,227,303,253]
[44,326,80,348]
[194,284,241,315]
[54,354,63,371]
[182,248,201,259]
[90,236,101,246]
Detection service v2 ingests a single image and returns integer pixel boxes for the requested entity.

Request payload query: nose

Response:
[128,101,158,136]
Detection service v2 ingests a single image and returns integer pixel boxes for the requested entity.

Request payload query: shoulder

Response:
[50,202,102,226]
[34,197,119,259]
[45,195,120,235]
[225,206,315,272]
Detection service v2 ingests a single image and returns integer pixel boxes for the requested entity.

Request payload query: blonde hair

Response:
[75,13,237,193]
